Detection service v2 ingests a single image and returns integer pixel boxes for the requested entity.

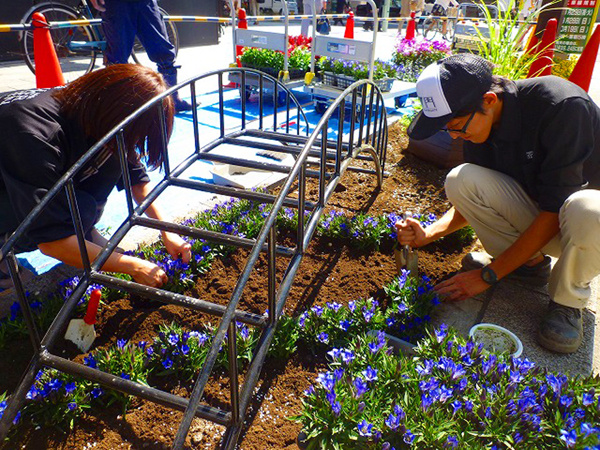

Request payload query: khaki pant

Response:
[445,163,600,309]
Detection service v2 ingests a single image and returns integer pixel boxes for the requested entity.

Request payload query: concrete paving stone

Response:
[432,294,486,337]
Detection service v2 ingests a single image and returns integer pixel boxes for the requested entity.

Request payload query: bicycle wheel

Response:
[423,17,440,40]
[21,3,97,80]
[131,7,179,66]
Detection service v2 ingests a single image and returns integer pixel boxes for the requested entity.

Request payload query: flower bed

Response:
[6,138,593,449]
[295,326,600,449]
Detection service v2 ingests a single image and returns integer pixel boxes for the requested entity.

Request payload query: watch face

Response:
[481,266,497,285]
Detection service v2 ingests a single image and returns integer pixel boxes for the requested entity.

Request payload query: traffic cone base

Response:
[32,12,65,88]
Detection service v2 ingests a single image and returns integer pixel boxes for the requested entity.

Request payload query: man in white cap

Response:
[396,53,600,354]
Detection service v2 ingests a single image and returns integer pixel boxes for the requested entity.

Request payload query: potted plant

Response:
[316,57,398,92]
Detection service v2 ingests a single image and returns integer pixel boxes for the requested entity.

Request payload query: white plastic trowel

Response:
[65,289,101,352]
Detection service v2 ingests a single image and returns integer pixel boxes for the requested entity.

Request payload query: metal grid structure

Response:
[0,68,388,449]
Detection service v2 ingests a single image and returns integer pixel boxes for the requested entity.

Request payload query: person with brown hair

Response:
[0,64,191,291]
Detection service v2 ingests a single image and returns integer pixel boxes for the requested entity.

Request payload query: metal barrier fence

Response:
[0,67,388,449]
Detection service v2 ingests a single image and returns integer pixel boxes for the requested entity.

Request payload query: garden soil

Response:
[1,123,475,449]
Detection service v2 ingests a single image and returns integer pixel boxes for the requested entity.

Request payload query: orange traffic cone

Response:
[569,25,600,92]
[344,11,354,39]
[32,12,65,88]
[405,12,416,40]
[527,18,557,78]
[524,28,539,55]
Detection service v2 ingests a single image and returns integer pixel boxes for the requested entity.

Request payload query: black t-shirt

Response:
[463,76,600,213]
[0,89,149,251]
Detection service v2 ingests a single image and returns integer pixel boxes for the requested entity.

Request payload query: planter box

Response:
[319,72,395,92]
[241,63,307,80]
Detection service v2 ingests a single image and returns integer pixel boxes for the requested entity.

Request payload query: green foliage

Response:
[88,339,149,411]
[240,47,311,72]
[21,369,97,430]
[268,314,300,360]
[473,0,559,79]
[288,47,312,72]
[146,322,212,381]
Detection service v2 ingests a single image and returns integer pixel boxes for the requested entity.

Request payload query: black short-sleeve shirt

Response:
[463,76,600,213]
[0,89,149,251]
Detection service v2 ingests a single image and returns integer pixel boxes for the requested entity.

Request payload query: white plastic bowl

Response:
[469,323,523,358]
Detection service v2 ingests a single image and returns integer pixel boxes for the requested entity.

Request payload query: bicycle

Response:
[420,6,457,41]
[19,0,179,80]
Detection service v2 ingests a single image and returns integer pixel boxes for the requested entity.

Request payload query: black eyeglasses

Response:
[443,111,476,134]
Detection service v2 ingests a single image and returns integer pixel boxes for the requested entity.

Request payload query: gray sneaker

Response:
[460,252,551,287]
[538,301,583,354]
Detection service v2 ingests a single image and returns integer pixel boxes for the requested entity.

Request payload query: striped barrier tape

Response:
[0,14,537,32]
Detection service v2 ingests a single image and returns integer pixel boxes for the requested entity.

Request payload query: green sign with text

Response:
[556,0,599,54]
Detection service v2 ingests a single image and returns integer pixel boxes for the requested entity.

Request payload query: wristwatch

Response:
[481,265,499,286]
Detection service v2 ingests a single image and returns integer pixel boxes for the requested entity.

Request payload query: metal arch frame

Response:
[0,68,388,450]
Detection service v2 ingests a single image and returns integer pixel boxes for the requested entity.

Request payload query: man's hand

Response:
[162,232,192,264]
[434,270,490,301]
[395,217,428,248]
[90,0,106,12]
[131,259,168,288]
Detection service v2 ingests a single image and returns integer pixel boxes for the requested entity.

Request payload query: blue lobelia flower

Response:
[333,368,345,381]
[348,300,357,312]
[327,348,342,360]
[64,382,77,394]
[464,400,474,412]
[403,429,415,445]
[341,349,355,364]
[385,412,401,430]
[120,373,131,380]
[317,332,329,344]
[397,302,408,314]
[354,377,369,398]
[90,387,103,399]
[67,402,78,411]
[311,305,324,317]
[435,324,448,343]
[357,420,373,437]
[304,385,315,396]
[47,379,63,392]
[362,307,374,323]
[316,372,336,391]
[421,394,433,411]
[181,344,190,356]
[117,339,127,350]
[162,358,173,369]
[451,401,462,415]
[560,395,574,409]
[560,429,577,448]
[444,436,459,448]
[582,391,595,407]
[362,366,378,382]
[339,319,351,332]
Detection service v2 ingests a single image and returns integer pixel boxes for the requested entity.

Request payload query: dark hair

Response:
[454,75,510,117]
[52,64,174,170]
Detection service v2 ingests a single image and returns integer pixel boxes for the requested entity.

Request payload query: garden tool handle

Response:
[83,289,102,326]
[403,211,413,257]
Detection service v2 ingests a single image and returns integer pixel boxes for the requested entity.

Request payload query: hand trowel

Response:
[394,211,419,279]
[65,289,101,353]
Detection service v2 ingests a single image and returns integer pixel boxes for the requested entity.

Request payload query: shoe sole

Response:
[537,330,582,354]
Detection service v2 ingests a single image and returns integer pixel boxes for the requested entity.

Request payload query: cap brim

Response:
[407,110,454,141]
